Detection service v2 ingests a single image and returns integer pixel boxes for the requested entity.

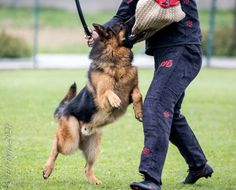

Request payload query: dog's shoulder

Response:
[115,65,138,85]
[64,86,97,123]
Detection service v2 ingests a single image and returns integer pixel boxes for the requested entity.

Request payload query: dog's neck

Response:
[89,38,133,70]
[89,51,133,71]
[90,58,132,71]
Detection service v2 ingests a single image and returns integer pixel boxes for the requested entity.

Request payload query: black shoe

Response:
[130,181,161,190]
[182,163,214,184]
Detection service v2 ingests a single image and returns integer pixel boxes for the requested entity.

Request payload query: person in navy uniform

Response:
[86,0,213,189]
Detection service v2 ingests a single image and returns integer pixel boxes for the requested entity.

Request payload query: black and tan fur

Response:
[43,23,143,185]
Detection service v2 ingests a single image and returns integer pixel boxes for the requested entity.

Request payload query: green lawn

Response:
[0,69,236,190]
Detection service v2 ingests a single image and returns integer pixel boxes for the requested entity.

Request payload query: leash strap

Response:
[75,0,92,37]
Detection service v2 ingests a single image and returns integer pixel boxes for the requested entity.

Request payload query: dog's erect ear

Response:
[116,25,127,46]
[93,23,108,39]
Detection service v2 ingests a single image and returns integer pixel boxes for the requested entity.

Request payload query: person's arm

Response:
[103,0,133,28]
[85,0,136,47]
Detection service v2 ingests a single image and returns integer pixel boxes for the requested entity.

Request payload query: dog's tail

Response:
[54,83,77,120]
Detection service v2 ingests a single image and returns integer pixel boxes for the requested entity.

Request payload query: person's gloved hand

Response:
[123,31,145,48]
[84,30,99,47]
[122,17,145,48]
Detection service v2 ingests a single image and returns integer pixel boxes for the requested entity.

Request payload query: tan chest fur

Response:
[91,65,137,105]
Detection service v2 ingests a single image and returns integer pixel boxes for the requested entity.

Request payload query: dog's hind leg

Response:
[43,116,80,179]
[131,86,143,122]
[80,132,102,185]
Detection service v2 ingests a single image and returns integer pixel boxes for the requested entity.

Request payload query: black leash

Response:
[74,0,92,37]
[74,0,143,46]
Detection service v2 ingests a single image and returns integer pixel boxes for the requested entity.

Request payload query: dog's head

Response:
[93,23,127,47]
[89,23,133,64]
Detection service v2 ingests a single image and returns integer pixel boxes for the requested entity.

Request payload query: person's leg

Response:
[137,45,202,185]
[131,47,183,190]
[170,92,207,169]
[170,92,213,184]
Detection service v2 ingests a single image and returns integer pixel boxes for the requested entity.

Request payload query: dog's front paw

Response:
[107,91,121,108]
[81,126,95,136]
[135,112,143,122]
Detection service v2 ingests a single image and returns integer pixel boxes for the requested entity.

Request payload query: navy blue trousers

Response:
[139,45,207,183]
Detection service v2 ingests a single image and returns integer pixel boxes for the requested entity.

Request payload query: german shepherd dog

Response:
[43,23,143,185]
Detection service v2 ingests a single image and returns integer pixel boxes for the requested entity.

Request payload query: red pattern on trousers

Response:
[143,147,151,155]
[160,60,173,68]
[186,20,193,28]
[163,111,171,118]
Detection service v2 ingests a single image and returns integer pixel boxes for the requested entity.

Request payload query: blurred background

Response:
[0,0,235,68]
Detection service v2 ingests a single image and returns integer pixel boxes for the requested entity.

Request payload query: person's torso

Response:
[106,0,202,54]
[144,0,201,54]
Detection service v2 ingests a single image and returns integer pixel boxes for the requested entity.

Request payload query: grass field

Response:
[0,7,234,54]
[0,69,236,190]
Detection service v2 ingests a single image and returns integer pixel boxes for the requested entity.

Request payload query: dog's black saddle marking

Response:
[64,86,97,123]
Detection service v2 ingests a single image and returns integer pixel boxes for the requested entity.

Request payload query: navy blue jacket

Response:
[104,0,202,55]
